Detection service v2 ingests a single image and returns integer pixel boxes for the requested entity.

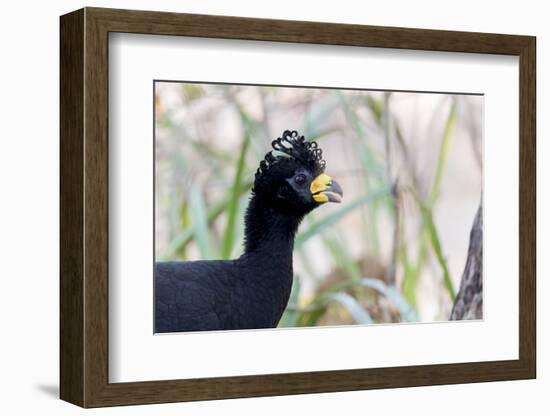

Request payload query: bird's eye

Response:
[294,173,307,186]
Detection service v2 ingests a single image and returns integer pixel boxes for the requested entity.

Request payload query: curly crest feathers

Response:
[255,130,325,182]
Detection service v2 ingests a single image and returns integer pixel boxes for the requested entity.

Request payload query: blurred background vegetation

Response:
[154,82,482,328]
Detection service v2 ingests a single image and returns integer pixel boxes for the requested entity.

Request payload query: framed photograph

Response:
[60,7,536,407]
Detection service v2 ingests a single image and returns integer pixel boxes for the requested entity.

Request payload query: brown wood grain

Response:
[518,37,536,376]
[59,8,84,406]
[59,7,536,408]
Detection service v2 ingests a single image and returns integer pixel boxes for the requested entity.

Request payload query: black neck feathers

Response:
[242,194,303,258]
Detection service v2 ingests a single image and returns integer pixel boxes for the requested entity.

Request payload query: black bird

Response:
[155,130,343,333]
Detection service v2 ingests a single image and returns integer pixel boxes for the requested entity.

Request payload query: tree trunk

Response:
[450,203,483,320]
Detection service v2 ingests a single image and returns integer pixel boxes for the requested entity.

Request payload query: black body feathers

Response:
[155,130,334,333]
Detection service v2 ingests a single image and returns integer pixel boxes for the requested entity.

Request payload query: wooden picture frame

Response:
[60,7,536,408]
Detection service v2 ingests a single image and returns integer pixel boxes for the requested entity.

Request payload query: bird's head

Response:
[252,130,343,216]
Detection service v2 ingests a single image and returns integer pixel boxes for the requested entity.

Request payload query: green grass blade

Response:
[221,131,250,259]
[160,180,253,260]
[160,228,193,261]
[419,203,456,300]
[299,272,417,324]
[230,197,248,258]
[401,233,428,308]
[360,278,417,322]
[325,292,373,324]
[189,185,211,259]
[365,95,384,125]
[338,92,386,255]
[295,189,390,248]
[429,100,457,206]
[295,306,327,328]
[403,99,457,305]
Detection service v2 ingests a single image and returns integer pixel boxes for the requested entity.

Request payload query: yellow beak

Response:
[310,173,343,203]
